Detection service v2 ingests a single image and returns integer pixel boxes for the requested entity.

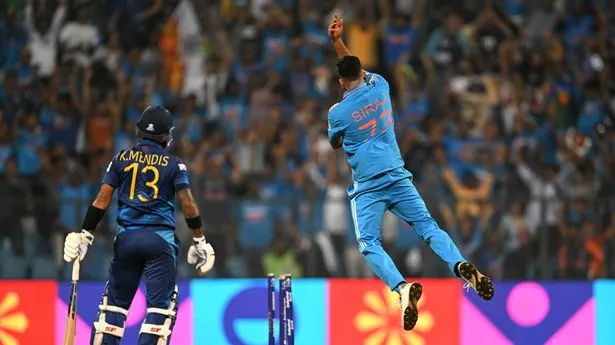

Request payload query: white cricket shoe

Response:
[458,262,494,300]
[399,282,422,331]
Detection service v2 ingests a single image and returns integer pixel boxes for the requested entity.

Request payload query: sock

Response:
[454,262,463,277]
[393,282,407,295]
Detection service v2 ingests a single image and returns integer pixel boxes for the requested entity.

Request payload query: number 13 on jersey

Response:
[124,163,159,202]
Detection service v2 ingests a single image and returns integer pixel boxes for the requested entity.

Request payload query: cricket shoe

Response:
[399,282,422,331]
[458,262,494,300]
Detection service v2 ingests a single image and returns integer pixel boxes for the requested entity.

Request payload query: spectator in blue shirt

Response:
[120,48,149,95]
[400,80,430,130]
[503,0,530,25]
[422,11,470,73]
[289,58,315,100]
[59,167,91,232]
[563,0,597,54]
[114,119,135,151]
[261,12,291,73]
[16,111,47,176]
[0,12,27,70]
[16,48,34,89]
[238,181,275,276]
[49,96,79,153]
[299,10,329,65]
[577,79,605,137]
[383,14,416,68]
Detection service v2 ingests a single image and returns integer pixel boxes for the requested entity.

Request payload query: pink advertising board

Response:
[55,281,192,344]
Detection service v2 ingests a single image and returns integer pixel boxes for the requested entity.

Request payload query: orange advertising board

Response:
[329,279,461,345]
[0,281,55,345]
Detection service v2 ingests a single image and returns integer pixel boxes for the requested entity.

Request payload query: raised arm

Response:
[328,15,352,58]
[24,4,34,33]
[50,1,67,36]
[135,0,163,21]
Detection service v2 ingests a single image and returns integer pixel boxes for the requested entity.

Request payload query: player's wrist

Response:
[82,205,105,232]
[79,230,94,246]
[185,215,202,230]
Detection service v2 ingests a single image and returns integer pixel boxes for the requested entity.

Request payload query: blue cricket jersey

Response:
[102,139,190,232]
[328,72,411,196]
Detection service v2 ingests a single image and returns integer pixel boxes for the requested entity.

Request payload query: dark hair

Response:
[337,56,362,80]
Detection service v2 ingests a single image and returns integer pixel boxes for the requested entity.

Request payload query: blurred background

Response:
[1,0,615,283]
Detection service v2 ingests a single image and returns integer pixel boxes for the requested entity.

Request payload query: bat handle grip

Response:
[72,259,80,282]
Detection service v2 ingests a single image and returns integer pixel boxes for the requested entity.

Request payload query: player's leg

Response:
[388,178,494,300]
[91,233,144,345]
[351,191,422,330]
[351,192,402,289]
[139,231,179,345]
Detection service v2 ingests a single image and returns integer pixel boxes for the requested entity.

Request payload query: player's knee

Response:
[139,285,179,345]
[91,289,129,345]
[411,218,440,239]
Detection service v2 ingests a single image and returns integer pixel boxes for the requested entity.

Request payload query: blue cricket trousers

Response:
[349,170,465,290]
[91,229,179,345]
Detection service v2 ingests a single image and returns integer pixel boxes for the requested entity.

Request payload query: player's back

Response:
[329,73,406,184]
[103,140,189,232]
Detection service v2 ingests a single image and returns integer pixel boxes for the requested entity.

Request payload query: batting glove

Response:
[187,236,215,275]
[63,230,94,262]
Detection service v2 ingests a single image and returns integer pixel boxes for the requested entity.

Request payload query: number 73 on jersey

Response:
[358,109,392,141]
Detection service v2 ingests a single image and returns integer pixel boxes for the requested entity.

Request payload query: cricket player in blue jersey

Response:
[62,106,215,345]
[326,16,494,331]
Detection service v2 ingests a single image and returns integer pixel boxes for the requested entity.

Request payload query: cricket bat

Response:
[62,259,80,345]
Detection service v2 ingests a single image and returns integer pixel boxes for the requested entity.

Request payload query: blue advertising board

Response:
[595,280,615,345]
[192,278,327,345]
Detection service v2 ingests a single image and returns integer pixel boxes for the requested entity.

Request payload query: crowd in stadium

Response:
[1,0,615,281]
